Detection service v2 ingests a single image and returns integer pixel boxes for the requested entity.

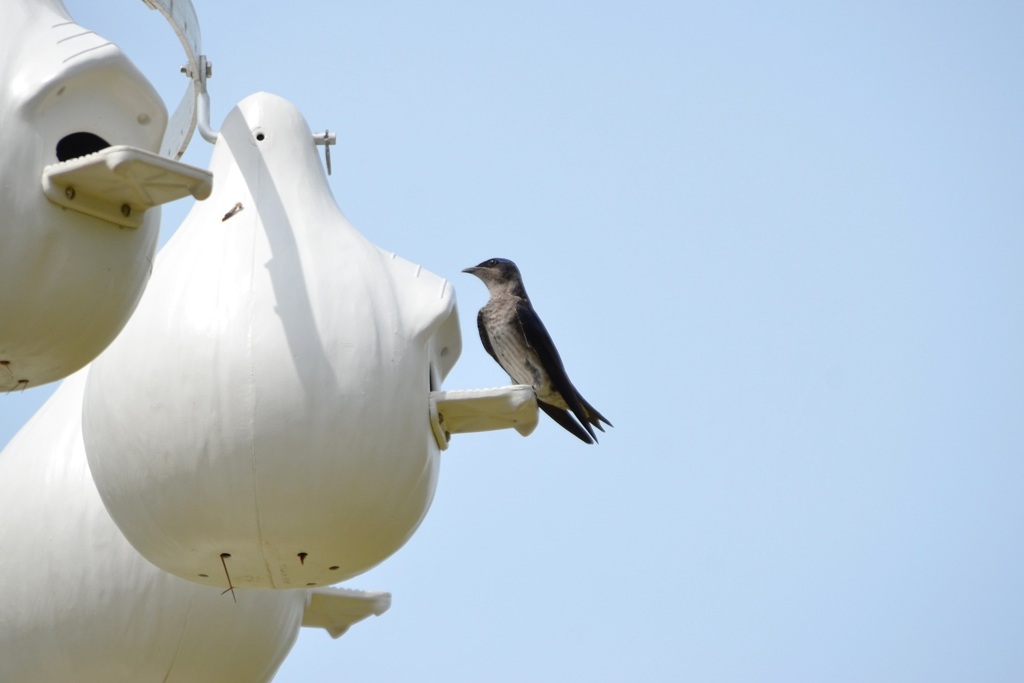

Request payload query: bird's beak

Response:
[462,267,479,275]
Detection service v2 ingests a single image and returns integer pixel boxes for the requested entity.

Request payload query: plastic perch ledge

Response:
[302,587,392,639]
[429,384,539,449]
[41,146,213,228]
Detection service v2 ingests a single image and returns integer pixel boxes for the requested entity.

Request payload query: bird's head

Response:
[462,258,526,295]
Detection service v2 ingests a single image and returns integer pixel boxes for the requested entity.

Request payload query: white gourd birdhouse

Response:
[82,92,462,590]
[0,0,210,392]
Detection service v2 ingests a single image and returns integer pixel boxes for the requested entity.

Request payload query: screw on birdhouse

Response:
[219,553,237,603]
[121,204,131,218]
[65,186,75,200]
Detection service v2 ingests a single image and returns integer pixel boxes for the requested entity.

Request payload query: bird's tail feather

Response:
[582,399,612,432]
[539,402,596,444]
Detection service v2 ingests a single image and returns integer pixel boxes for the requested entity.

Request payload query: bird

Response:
[463,258,612,444]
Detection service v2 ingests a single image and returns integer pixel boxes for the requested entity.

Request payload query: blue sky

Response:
[4,1,1024,680]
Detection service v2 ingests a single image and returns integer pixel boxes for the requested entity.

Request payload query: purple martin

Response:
[463,258,612,444]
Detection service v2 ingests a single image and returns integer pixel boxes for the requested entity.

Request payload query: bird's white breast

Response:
[481,302,564,407]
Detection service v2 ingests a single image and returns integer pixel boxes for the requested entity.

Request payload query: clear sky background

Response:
[3,1,1024,681]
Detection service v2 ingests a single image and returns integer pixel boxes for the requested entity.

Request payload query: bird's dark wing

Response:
[476,309,498,364]
[538,401,595,444]
[513,299,598,442]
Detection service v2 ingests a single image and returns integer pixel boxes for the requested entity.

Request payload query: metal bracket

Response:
[313,130,336,175]
[141,0,203,158]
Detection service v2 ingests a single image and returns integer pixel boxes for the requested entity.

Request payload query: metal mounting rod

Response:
[191,55,218,143]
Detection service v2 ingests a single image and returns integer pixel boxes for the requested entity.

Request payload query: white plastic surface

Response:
[0,372,308,683]
[83,92,462,590]
[0,0,167,391]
